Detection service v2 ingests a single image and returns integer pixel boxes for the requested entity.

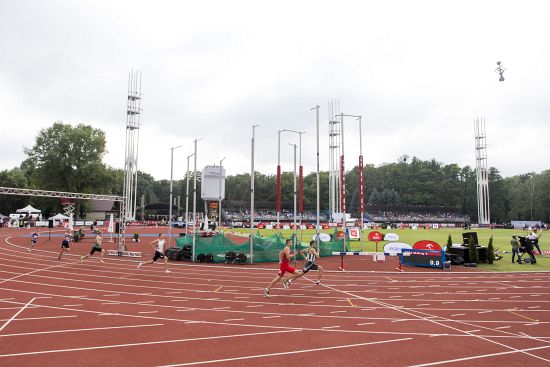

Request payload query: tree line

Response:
[0,122,548,223]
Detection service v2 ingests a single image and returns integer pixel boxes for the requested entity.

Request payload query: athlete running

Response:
[58,231,71,260]
[263,239,303,297]
[28,231,39,252]
[137,234,170,273]
[80,233,105,263]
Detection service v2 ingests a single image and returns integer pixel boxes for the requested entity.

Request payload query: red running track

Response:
[0,227,549,367]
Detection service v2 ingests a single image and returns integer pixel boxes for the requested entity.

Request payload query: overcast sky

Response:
[1,0,549,181]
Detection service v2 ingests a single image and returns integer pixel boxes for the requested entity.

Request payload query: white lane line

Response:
[408,345,550,367]
[246,305,263,308]
[223,318,244,322]
[0,323,164,337]
[322,326,341,329]
[138,311,158,314]
[528,306,540,309]
[495,326,511,330]
[234,297,250,299]
[262,316,281,319]
[158,338,412,367]
[136,301,156,304]
[0,329,301,358]
[0,315,77,322]
[309,301,324,304]
[0,297,36,333]
[212,307,230,310]
[62,304,83,307]
[450,313,466,317]
[478,311,492,314]
[330,311,347,314]
[102,294,120,297]
[357,322,375,326]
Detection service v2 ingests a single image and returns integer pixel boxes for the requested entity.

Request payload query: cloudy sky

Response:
[1,0,549,181]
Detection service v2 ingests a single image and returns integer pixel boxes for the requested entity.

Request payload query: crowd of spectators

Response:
[224,209,329,222]
[368,210,470,223]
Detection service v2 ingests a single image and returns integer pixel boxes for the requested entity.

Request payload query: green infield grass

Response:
[229,227,549,272]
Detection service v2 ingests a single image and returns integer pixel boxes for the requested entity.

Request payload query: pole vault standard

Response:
[311,105,321,253]
[192,138,201,262]
[250,124,259,263]
[289,142,298,267]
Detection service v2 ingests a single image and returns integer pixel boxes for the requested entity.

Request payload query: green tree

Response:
[445,234,453,254]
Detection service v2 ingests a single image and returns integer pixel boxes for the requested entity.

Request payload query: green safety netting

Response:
[174,232,349,263]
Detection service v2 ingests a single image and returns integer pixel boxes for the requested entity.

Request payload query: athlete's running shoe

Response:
[137,262,143,269]
[263,288,270,297]
[315,280,321,285]
[282,280,289,289]
[80,256,84,262]
[165,269,171,273]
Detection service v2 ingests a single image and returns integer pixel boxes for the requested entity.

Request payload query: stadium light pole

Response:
[192,138,201,262]
[218,157,225,229]
[310,105,320,252]
[185,153,195,228]
[250,124,259,263]
[289,142,298,266]
[168,145,182,248]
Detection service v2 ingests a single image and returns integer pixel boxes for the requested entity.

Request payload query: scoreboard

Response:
[401,249,446,269]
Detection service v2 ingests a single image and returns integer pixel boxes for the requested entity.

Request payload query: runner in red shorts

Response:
[264,239,303,297]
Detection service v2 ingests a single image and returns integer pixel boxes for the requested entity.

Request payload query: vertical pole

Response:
[358,116,365,252]
[311,105,321,253]
[291,143,297,266]
[250,125,259,263]
[276,130,281,230]
[169,147,174,248]
[168,145,182,247]
[185,154,193,230]
[340,113,346,253]
[192,140,198,262]
[219,158,225,229]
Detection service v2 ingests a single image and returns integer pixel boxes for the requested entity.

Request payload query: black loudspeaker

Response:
[462,232,478,246]
[48,220,54,228]
[115,222,120,234]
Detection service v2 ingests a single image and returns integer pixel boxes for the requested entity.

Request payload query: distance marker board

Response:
[401,249,445,269]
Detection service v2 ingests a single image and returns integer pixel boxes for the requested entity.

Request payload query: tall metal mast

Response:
[474,118,490,225]
[123,70,142,220]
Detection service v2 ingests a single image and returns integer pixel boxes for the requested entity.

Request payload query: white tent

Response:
[16,205,41,214]
[48,213,70,221]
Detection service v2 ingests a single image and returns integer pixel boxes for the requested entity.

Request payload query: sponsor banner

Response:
[322,223,330,229]
[257,223,265,229]
[306,223,314,229]
[384,232,399,242]
[312,233,331,242]
[384,242,412,255]
[328,222,338,228]
[432,223,439,229]
[413,240,442,251]
[75,221,85,226]
[368,230,384,242]
[265,224,273,230]
[348,227,361,240]
[283,225,290,230]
